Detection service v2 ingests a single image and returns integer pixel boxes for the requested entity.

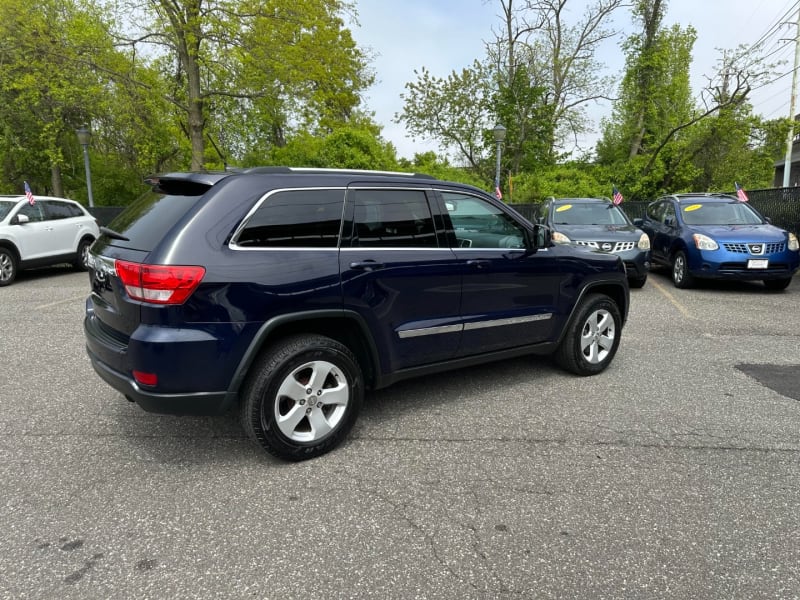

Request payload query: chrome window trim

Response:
[229,186,348,251]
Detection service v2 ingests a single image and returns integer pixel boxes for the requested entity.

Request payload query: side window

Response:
[538,202,550,223]
[44,201,77,220]
[442,192,526,249]
[663,203,676,225]
[351,189,437,248]
[16,202,45,222]
[236,189,344,248]
[646,201,664,222]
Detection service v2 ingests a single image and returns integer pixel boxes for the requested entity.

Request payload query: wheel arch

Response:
[78,233,97,247]
[226,310,380,403]
[554,279,628,349]
[0,239,20,261]
[669,238,690,261]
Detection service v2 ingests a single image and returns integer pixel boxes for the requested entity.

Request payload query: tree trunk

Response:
[50,163,63,197]
[186,59,205,171]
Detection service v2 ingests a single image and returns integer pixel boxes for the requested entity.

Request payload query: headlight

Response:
[637,232,650,250]
[692,233,718,251]
[552,231,571,244]
[789,233,799,252]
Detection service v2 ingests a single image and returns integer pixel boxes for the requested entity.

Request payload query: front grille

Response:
[723,242,785,254]
[574,240,635,253]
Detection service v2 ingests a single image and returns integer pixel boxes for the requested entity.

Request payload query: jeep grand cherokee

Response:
[84,168,629,460]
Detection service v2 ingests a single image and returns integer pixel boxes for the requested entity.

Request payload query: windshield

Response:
[553,203,630,226]
[0,200,16,220]
[681,201,763,226]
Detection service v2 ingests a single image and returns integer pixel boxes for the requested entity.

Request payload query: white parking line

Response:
[35,295,86,310]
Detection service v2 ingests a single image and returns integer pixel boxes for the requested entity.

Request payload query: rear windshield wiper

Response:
[100,226,130,241]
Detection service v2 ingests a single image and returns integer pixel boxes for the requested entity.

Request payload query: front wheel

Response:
[0,247,18,286]
[554,293,622,376]
[671,250,694,289]
[763,278,792,291]
[240,334,363,461]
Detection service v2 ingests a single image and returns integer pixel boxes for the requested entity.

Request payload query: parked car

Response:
[0,195,99,286]
[84,168,630,461]
[634,193,800,290]
[537,197,651,288]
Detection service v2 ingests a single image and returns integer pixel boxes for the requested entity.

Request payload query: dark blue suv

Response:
[84,168,629,460]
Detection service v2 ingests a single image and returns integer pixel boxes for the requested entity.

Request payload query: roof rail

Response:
[239,166,437,179]
[674,193,735,201]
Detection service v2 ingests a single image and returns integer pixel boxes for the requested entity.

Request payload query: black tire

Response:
[763,278,792,291]
[671,250,694,289]
[554,293,622,376]
[629,274,647,289]
[0,247,18,287]
[73,238,93,271]
[240,334,363,461]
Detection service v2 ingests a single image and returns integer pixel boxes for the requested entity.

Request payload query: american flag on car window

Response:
[734,182,749,202]
[612,185,624,205]
[24,181,35,205]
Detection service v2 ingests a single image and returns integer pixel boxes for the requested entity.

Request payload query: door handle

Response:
[466,259,490,269]
[349,260,385,271]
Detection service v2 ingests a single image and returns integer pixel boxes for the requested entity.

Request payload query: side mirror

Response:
[633,218,643,227]
[764,216,772,224]
[10,214,29,225]
[664,215,675,227]
[532,223,549,250]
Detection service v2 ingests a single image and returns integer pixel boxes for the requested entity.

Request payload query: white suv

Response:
[0,195,100,286]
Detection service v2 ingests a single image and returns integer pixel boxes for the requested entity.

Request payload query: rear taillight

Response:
[115,260,205,304]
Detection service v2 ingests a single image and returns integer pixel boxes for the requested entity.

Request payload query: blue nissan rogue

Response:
[84,168,630,460]
[635,193,799,289]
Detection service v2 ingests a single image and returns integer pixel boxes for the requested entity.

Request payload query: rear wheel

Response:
[73,238,93,271]
[240,334,363,461]
[763,278,791,291]
[555,293,622,376]
[671,251,694,289]
[0,247,18,286]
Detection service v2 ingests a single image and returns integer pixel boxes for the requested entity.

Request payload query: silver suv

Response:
[0,195,99,286]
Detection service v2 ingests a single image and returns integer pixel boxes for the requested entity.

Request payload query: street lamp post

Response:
[75,125,95,208]
[492,123,506,199]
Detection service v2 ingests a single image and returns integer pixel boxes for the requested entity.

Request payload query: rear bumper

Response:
[86,345,232,415]
[83,299,238,415]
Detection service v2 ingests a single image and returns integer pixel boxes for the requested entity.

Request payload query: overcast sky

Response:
[349,0,799,160]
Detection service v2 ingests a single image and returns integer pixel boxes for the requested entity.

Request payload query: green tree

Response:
[113,0,373,170]
[396,62,493,170]
[0,0,116,196]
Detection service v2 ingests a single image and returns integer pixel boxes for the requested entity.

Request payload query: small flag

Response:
[24,181,35,205]
[734,182,749,202]
[612,185,624,205]
[495,186,502,200]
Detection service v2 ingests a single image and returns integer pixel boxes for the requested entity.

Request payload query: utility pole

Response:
[782,6,800,188]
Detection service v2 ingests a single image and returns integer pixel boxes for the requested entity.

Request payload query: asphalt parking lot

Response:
[1,266,799,599]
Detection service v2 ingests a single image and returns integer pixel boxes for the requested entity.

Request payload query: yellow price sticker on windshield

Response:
[684,204,702,212]
[556,204,572,212]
